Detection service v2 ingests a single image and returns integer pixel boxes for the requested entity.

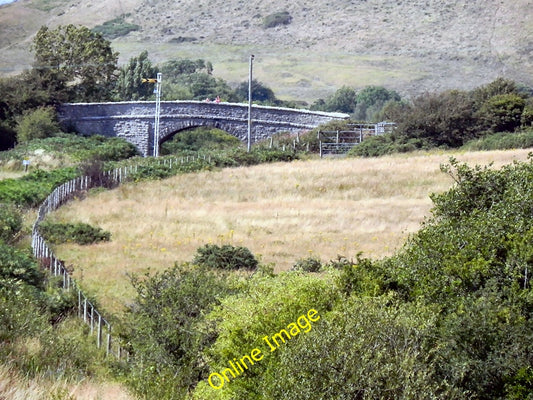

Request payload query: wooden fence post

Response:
[97,314,102,348]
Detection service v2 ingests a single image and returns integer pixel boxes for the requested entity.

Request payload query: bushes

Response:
[262,11,292,28]
[39,221,111,245]
[193,244,258,271]
[16,107,60,143]
[0,203,22,244]
[0,168,78,207]
[92,16,141,39]
[126,264,235,399]
[462,128,533,151]
[292,256,322,272]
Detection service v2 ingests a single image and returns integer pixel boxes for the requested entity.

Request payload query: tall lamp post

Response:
[247,54,254,152]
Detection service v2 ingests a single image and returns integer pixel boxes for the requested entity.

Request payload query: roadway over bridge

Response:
[58,101,349,156]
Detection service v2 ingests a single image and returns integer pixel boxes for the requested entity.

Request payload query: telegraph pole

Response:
[247,55,254,152]
[153,72,162,157]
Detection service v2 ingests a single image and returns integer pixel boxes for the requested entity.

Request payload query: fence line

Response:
[30,156,203,360]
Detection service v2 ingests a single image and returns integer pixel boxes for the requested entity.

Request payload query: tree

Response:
[395,90,478,147]
[478,93,526,133]
[32,25,118,102]
[353,86,401,121]
[311,86,357,114]
[114,51,158,101]
[15,106,60,143]
[235,79,279,104]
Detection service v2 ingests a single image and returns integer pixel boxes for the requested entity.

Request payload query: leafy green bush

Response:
[462,128,533,151]
[92,16,141,39]
[193,244,258,271]
[39,221,111,245]
[161,128,240,154]
[263,296,450,400]
[478,93,526,133]
[348,134,432,157]
[192,271,339,398]
[126,264,234,399]
[292,256,322,272]
[0,242,44,288]
[0,168,78,207]
[16,106,61,143]
[262,11,292,28]
[0,203,22,244]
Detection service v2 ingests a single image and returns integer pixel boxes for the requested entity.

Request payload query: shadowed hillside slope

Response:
[1,0,532,100]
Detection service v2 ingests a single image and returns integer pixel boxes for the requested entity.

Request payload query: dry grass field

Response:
[49,149,532,314]
[0,364,133,400]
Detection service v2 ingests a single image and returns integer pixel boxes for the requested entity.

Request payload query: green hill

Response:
[0,0,532,101]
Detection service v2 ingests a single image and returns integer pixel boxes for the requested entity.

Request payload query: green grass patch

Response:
[39,221,111,245]
[462,129,533,151]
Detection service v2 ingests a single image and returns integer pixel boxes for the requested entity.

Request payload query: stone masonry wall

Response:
[58,101,348,156]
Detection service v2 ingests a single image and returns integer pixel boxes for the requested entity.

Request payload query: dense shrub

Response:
[262,11,292,28]
[462,128,533,151]
[192,271,339,398]
[478,93,526,133]
[193,244,258,270]
[0,203,22,244]
[0,168,78,207]
[292,256,322,272]
[126,264,234,399]
[39,221,111,245]
[0,243,44,288]
[161,127,240,154]
[92,16,141,39]
[265,296,450,399]
[16,107,60,143]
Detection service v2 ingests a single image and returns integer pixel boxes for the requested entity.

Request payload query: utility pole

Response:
[247,54,254,152]
[153,72,162,157]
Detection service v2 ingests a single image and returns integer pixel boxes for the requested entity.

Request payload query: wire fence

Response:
[30,156,202,360]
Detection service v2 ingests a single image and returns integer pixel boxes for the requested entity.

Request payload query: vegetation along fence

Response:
[31,156,205,360]
[319,121,396,157]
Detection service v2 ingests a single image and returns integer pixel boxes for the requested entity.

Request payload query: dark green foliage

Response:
[193,244,258,270]
[351,79,533,157]
[0,203,22,244]
[114,51,158,101]
[262,11,292,28]
[160,127,240,154]
[1,134,138,164]
[462,128,533,151]
[292,256,322,272]
[312,86,357,114]
[16,106,61,143]
[234,79,280,105]
[265,297,452,400]
[478,93,526,133]
[32,24,118,102]
[354,85,401,121]
[0,121,16,151]
[0,167,78,207]
[92,16,141,39]
[39,221,111,245]
[126,264,234,399]
[0,242,44,288]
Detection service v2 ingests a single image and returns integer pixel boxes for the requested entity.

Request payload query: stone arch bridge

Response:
[58,101,349,156]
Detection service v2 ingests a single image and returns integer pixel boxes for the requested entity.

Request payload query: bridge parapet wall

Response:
[58,101,348,156]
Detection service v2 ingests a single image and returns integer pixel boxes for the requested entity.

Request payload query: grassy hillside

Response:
[47,148,532,314]
[1,0,532,101]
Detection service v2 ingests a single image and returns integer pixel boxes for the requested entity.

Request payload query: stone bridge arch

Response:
[58,101,349,156]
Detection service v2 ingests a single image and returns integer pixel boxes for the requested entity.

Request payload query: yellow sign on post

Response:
[142,78,158,83]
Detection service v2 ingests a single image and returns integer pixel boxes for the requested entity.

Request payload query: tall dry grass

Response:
[49,149,532,313]
[0,364,133,400]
